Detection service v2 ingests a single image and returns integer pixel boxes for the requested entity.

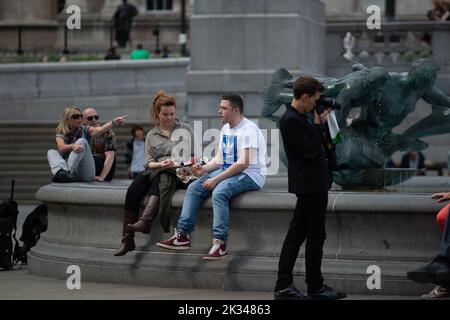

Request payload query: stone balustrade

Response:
[326,21,450,77]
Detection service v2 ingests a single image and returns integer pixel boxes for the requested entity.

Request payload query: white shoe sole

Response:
[156,243,190,251]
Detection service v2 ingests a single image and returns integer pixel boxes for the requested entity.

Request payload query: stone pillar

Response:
[185,0,326,129]
[100,0,124,16]
[62,0,106,14]
[0,0,58,23]
[64,0,91,13]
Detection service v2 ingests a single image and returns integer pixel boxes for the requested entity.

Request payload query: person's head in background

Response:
[131,124,145,141]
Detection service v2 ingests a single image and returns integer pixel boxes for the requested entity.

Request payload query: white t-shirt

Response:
[219,117,267,188]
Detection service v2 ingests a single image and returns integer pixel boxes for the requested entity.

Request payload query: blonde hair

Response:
[434,0,450,10]
[56,106,82,135]
[150,90,176,122]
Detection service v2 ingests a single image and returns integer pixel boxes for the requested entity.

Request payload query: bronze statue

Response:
[260,59,450,187]
[113,0,138,48]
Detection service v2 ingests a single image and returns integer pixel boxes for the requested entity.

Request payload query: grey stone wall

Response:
[0,58,189,122]
[186,0,326,132]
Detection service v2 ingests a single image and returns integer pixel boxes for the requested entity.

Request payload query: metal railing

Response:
[0,21,189,56]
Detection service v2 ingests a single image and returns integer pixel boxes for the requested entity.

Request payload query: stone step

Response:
[0,135,133,143]
[0,142,55,149]
[0,122,148,129]
[0,126,135,134]
[0,148,125,158]
[0,172,50,179]
[0,155,47,161]
[0,163,129,172]
[0,176,130,186]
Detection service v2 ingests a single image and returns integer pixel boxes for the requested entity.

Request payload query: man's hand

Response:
[432,192,450,203]
[202,178,218,191]
[191,164,206,177]
[113,115,128,126]
[314,109,331,124]
[95,176,104,182]
[73,143,83,153]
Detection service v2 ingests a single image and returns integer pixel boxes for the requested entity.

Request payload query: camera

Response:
[315,96,341,115]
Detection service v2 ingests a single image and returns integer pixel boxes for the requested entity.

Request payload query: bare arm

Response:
[422,87,450,108]
[55,136,84,154]
[202,148,253,190]
[56,136,73,154]
[96,151,115,182]
[89,115,128,138]
[202,151,223,173]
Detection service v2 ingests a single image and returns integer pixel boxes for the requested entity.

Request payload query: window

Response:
[57,0,66,13]
[359,0,385,12]
[146,0,173,11]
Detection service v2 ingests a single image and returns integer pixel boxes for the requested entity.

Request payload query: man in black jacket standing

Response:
[274,77,346,300]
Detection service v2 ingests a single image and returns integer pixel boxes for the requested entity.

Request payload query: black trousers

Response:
[124,172,160,213]
[94,156,116,182]
[275,191,328,293]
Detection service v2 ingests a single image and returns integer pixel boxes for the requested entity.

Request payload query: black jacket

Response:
[400,152,425,169]
[124,137,145,165]
[279,105,333,194]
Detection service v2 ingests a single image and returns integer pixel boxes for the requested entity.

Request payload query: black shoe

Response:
[308,285,346,300]
[274,285,306,300]
[407,261,450,283]
[51,169,75,183]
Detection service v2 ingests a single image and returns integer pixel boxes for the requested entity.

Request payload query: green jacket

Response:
[130,49,150,60]
[143,167,179,233]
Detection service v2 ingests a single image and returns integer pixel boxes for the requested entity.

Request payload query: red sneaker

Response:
[203,239,227,261]
[156,229,190,251]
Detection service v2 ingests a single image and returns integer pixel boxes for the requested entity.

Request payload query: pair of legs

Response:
[176,169,260,242]
[275,192,327,293]
[408,203,450,297]
[274,192,346,300]
[424,204,450,298]
[114,172,161,256]
[47,138,95,182]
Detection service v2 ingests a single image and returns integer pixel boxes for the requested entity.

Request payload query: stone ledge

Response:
[0,58,190,73]
[35,179,446,213]
[29,177,448,295]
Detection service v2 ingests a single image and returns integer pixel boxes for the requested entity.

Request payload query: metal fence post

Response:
[62,26,69,54]
[17,26,23,55]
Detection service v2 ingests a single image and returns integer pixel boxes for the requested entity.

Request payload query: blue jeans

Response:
[47,138,95,182]
[177,169,260,242]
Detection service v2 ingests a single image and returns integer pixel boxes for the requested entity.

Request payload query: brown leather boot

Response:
[127,195,159,234]
[113,210,138,256]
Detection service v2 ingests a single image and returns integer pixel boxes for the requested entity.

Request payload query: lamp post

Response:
[180,0,187,56]
[153,27,160,53]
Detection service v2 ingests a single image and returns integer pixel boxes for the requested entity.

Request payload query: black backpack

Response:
[16,203,48,264]
[0,180,19,270]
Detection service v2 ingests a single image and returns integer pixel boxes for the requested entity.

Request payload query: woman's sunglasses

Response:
[71,114,82,120]
[86,115,100,121]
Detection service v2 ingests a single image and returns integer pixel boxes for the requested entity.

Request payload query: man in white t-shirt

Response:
[157,94,267,260]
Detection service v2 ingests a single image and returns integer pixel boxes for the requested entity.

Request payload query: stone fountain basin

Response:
[28,176,449,295]
[333,168,418,189]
